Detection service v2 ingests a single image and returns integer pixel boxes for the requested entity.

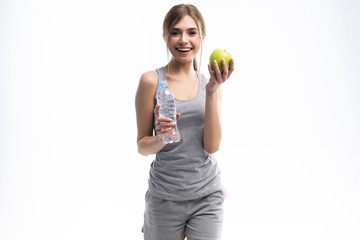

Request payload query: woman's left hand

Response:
[206,58,235,92]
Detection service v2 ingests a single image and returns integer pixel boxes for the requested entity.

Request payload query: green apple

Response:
[209,49,232,73]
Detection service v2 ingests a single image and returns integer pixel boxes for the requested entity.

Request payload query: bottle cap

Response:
[159,82,168,88]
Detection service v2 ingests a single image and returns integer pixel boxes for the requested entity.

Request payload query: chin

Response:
[171,53,198,63]
[172,57,194,64]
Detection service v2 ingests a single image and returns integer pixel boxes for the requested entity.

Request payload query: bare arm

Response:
[203,87,223,154]
[135,71,166,156]
[204,58,235,154]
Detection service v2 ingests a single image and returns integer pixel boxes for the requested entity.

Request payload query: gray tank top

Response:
[148,67,222,201]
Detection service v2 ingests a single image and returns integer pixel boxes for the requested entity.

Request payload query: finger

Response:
[221,58,229,81]
[155,116,172,130]
[159,129,173,134]
[213,60,222,83]
[156,125,174,134]
[208,63,216,80]
[228,58,235,78]
[159,121,175,128]
[156,127,172,134]
[155,121,174,132]
[156,118,175,132]
[154,104,160,118]
[176,113,181,121]
[157,117,172,123]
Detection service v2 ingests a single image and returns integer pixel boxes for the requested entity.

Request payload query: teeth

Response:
[177,48,191,52]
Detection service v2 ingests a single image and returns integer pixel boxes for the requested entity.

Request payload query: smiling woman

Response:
[166,16,203,66]
[169,27,199,53]
[2,1,360,240]
[135,3,234,240]
[162,5,206,73]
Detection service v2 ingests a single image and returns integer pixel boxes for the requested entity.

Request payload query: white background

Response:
[1,0,359,239]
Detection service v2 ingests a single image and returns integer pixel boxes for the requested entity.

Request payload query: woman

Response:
[135,4,234,240]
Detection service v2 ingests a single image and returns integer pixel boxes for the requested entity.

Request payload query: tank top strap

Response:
[155,67,167,84]
[198,72,207,89]
[154,67,167,105]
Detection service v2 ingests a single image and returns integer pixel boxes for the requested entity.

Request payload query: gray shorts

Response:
[142,190,224,240]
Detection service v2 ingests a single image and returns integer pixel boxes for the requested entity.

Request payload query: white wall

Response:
[1,0,359,239]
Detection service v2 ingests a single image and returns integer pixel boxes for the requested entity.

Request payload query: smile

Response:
[176,47,193,53]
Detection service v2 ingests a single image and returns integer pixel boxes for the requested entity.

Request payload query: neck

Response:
[166,58,196,76]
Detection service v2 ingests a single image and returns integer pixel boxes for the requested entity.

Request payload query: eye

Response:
[170,31,179,36]
[189,31,197,35]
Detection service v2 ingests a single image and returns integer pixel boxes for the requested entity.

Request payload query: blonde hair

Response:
[163,4,206,72]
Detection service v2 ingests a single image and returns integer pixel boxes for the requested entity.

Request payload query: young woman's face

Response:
[167,15,203,63]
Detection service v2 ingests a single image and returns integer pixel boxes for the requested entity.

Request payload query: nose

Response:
[179,33,188,44]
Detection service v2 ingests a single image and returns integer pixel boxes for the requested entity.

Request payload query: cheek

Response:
[191,40,201,51]
[191,38,201,47]
[168,37,179,45]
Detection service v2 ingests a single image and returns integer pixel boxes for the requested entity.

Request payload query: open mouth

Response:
[176,47,193,53]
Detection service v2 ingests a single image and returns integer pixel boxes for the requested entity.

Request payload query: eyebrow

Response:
[171,27,199,31]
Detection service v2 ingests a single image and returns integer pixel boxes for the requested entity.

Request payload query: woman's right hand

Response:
[154,105,181,139]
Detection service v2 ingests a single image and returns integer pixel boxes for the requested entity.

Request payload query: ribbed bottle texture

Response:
[157,82,181,144]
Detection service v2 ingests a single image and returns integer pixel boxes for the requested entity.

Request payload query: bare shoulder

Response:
[135,70,159,141]
[136,70,158,106]
[139,70,158,88]
[136,70,158,101]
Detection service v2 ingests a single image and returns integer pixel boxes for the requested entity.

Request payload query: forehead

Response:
[173,15,198,29]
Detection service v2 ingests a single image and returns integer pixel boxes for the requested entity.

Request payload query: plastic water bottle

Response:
[157,82,181,144]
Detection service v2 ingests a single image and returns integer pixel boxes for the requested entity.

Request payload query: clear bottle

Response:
[157,82,181,144]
